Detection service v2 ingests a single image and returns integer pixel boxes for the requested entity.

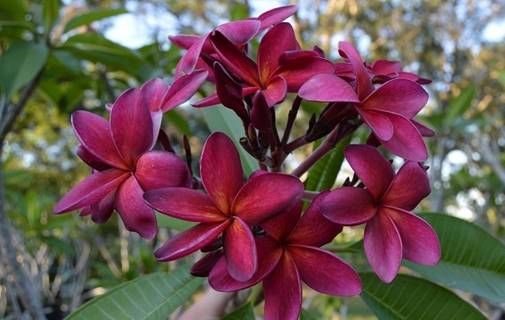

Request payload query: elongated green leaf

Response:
[305,135,352,191]
[406,213,505,302]
[361,273,486,320]
[64,8,128,33]
[445,85,475,125]
[43,0,59,33]
[0,41,49,99]
[202,106,258,175]
[62,33,143,72]
[67,265,202,319]
[157,213,194,231]
[221,303,255,320]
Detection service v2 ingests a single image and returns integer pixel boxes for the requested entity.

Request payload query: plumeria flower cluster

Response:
[55,5,440,320]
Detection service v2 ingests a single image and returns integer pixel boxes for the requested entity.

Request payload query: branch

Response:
[0,67,45,144]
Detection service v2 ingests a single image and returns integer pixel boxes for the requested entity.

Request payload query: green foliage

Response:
[305,135,352,191]
[445,85,476,126]
[406,213,505,302]
[67,265,203,320]
[64,8,128,33]
[221,303,255,320]
[202,106,259,175]
[42,0,59,34]
[361,273,486,320]
[157,213,194,231]
[0,41,49,99]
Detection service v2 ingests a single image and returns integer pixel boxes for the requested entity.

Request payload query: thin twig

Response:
[281,96,301,146]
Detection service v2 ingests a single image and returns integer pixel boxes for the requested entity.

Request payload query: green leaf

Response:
[62,33,143,72]
[445,85,475,125]
[165,109,190,135]
[202,106,258,175]
[64,8,128,33]
[221,303,255,320]
[361,273,486,320]
[67,265,202,320]
[305,135,352,191]
[0,41,49,99]
[42,0,59,33]
[157,213,194,231]
[406,213,505,302]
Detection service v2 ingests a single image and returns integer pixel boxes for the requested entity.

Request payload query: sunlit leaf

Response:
[406,213,505,302]
[67,265,202,320]
[64,8,128,33]
[361,273,486,319]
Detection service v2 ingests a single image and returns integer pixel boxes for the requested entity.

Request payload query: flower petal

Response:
[161,70,208,111]
[364,213,402,283]
[370,60,402,77]
[143,187,225,223]
[135,151,191,190]
[382,161,430,210]
[288,194,342,247]
[76,145,110,171]
[378,111,428,161]
[90,190,116,223]
[210,31,260,86]
[262,75,287,107]
[289,245,362,296]
[224,217,257,281]
[54,168,129,213]
[263,252,302,320]
[257,5,297,30]
[71,111,127,169]
[209,236,282,291]
[359,110,394,141]
[215,19,261,45]
[110,88,154,165]
[277,57,335,91]
[140,78,169,112]
[262,201,302,242]
[115,176,157,239]
[320,187,376,225]
[192,92,221,108]
[174,35,207,77]
[200,132,244,214]
[154,221,230,261]
[384,207,440,265]
[338,41,373,100]
[214,62,248,119]
[169,34,201,50]
[258,23,299,83]
[361,79,428,119]
[344,144,394,200]
[412,119,435,137]
[251,92,272,130]
[298,74,359,103]
[233,173,304,225]
[191,250,223,277]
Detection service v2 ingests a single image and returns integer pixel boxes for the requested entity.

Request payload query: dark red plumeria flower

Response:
[368,59,432,84]
[207,196,361,320]
[143,132,303,281]
[319,145,440,283]
[170,5,298,79]
[194,22,334,108]
[299,41,430,161]
[53,75,209,239]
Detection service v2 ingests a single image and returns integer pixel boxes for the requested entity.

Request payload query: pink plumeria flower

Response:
[53,77,206,239]
[208,196,361,320]
[320,144,441,282]
[195,22,334,108]
[299,41,431,161]
[170,5,298,79]
[143,132,303,281]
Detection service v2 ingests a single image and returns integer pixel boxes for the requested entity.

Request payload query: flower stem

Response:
[291,120,359,177]
[281,96,301,146]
